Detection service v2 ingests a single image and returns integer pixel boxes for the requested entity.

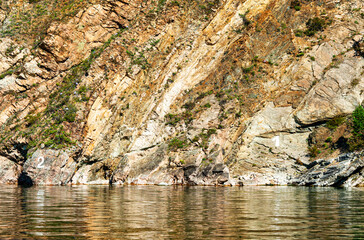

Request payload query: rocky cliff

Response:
[0,0,363,186]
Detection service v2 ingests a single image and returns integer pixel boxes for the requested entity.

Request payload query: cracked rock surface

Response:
[0,0,363,186]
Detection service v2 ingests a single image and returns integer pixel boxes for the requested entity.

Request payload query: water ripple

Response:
[0,185,363,239]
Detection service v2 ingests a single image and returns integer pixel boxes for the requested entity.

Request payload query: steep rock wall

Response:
[0,0,363,186]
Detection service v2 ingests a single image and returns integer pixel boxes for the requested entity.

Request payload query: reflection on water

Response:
[0,185,363,239]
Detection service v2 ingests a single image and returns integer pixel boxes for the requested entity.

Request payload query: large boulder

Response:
[22,149,77,185]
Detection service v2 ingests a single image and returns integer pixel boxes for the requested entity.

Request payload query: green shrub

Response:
[192,136,199,142]
[197,128,217,149]
[203,103,211,108]
[25,113,41,126]
[304,17,326,36]
[29,0,42,4]
[349,105,364,151]
[77,85,87,93]
[54,131,73,145]
[207,128,217,135]
[295,29,304,37]
[166,114,181,126]
[243,65,254,73]
[239,11,251,27]
[352,105,364,137]
[64,104,77,122]
[294,5,301,11]
[168,138,186,151]
[182,111,194,124]
[44,139,54,147]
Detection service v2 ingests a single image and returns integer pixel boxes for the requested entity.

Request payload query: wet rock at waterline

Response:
[0,156,21,184]
[22,149,77,185]
[291,151,364,187]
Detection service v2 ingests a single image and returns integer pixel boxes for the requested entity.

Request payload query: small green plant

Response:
[203,103,211,108]
[197,128,217,149]
[308,145,320,157]
[165,114,181,126]
[157,0,167,10]
[44,139,54,147]
[304,17,326,36]
[168,137,186,151]
[291,0,301,11]
[239,10,251,27]
[348,105,364,151]
[326,116,345,130]
[63,104,77,122]
[25,113,41,127]
[207,128,216,135]
[183,101,195,110]
[352,105,364,137]
[0,65,20,79]
[169,0,180,7]
[351,78,359,87]
[192,135,199,142]
[149,39,160,46]
[5,44,16,56]
[77,85,87,93]
[296,51,304,57]
[242,65,254,73]
[295,29,304,37]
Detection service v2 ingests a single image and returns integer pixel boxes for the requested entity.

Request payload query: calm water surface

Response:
[0,185,363,239]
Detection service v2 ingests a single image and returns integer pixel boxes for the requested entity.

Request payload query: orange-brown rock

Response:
[0,0,363,186]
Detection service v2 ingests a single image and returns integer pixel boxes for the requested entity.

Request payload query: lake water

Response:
[0,185,363,239]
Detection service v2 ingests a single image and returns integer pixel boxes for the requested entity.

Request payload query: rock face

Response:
[294,58,364,125]
[0,0,363,186]
[291,152,364,187]
[22,149,77,185]
[0,156,21,184]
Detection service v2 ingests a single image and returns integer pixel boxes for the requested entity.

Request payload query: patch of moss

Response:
[326,116,345,130]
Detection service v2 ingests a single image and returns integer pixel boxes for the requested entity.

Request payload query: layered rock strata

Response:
[0,0,363,186]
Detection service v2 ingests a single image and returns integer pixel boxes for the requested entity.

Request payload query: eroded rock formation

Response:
[0,0,363,186]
